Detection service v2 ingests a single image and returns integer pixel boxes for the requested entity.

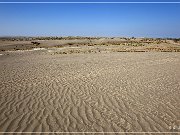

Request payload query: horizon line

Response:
[0,1,180,4]
[0,36,179,38]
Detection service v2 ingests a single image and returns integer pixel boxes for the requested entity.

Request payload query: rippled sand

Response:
[0,51,180,134]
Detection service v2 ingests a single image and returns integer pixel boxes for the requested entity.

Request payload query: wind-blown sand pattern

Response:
[0,50,180,134]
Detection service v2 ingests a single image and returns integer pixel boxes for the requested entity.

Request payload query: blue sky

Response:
[0,1,180,37]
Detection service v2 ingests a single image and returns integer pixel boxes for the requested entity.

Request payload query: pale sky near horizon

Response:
[0,0,180,38]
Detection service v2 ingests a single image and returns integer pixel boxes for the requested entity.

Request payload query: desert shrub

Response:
[14,48,19,50]
[31,42,40,45]
[173,39,180,43]
[68,43,73,45]
[69,50,74,53]
[56,45,63,48]
[88,50,92,53]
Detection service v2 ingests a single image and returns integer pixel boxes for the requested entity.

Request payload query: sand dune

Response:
[0,51,180,134]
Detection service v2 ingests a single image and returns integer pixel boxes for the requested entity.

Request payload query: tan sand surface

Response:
[0,51,180,134]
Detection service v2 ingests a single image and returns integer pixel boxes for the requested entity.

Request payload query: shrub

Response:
[31,42,40,45]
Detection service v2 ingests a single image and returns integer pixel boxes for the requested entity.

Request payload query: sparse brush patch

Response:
[173,38,180,43]
[175,49,180,52]
[88,44,94,46]
[55,45,63,48]
[31,41,40,45]
[69,50,74,54]
[54,51,68,54]
[14,48,20,50]
[117,50,127,52]
[68,43,73,45]
[130,43,144,46]
[119,42,144,46]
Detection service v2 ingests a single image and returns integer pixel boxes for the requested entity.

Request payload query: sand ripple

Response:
[0,52,180,133]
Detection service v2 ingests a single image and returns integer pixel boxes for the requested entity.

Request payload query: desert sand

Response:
[0,37,180,134]
[0,37,180,52]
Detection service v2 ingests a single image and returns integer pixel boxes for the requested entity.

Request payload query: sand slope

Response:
[0,51,180,134]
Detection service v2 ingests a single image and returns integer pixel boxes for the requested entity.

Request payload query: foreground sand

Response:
[0,50,180,134]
